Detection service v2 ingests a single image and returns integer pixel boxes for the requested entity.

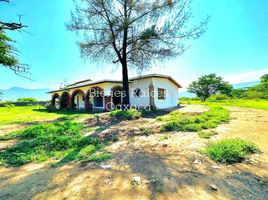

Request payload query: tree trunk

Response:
[122,60,130,109]
[121,0,130,110]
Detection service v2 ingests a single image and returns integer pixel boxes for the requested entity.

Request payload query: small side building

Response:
[49,74,182,110]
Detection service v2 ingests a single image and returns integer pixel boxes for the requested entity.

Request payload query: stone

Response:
[212,165,220,169]
[143,179,150,184]
[131,176,142,185]
[104,179,112,185]
[210,184,218,191]
[100,164,112,170]
[194,159,202,164]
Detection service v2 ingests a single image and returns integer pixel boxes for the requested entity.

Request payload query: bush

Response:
[17,98,38,102]
[4,101,15,107]
[203,138,259,164]
[244,91,264,99]
[207,94,229,102]
[109,109,141,120]
[160,121,180,132]
[198,130,218,139]
[45,102,56,112]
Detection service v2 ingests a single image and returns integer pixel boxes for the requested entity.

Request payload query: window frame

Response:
[157,88,166,101]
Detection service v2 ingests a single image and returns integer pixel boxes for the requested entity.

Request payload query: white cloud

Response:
[224,68,268,84]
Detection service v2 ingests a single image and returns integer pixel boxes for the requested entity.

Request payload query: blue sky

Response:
[0,0,268,90]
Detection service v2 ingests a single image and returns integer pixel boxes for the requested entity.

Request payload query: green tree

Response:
[68,0,209,108]
[187,74,233,101]
[260,74,268,83]
[246,73,268,99]
[17,98,38,102]
[0,0,29,77]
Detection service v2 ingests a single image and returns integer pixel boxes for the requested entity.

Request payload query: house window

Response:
[133,88,142,97]
[158,88,166,100]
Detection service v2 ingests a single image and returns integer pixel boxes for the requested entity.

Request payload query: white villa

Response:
[49,74,182,110]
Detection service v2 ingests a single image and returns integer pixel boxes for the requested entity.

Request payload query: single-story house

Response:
[48,74,182,110]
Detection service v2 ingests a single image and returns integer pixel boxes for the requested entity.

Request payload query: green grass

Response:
[0,106,90,126]
[109,109,141,120]
[181,99,268,110]
[202,138,259,164]
[139,127,153,136]
[159,106,230,132]
[0,122,112,166]
[198,130,218,139]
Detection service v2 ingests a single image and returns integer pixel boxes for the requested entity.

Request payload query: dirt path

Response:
[0,106,267,200]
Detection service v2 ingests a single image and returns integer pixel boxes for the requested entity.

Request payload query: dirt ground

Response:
[0,105,267,200]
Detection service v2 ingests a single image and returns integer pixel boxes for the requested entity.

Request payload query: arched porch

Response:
[60,92,71,109]
[51,93,60,109]
[71,89,85,109]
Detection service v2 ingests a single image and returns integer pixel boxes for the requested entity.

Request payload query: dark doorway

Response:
[112,86,123,108]
[60,92,70,109]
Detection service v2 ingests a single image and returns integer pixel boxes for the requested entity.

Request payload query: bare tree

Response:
[0,0,29,78]
[68,0,209,108]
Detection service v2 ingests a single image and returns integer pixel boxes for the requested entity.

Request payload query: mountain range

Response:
[0,81,260,101]
[0,87,51,101]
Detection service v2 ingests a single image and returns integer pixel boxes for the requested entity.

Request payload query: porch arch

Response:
[71,89,85,109]
[60,92,71,109]
[51,93,60,108]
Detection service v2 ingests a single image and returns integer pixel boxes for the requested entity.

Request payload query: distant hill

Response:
[232,81,260,89]
[0,87,51,101]
[179,81,260,98]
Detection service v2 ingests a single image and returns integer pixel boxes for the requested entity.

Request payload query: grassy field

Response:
[0,106,90,126]
[181,99,268,110]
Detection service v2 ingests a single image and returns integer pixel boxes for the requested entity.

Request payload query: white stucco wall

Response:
[129,78,152,108]
[51,77,179,110]
[152,78,179,109]
[129,77,179,109]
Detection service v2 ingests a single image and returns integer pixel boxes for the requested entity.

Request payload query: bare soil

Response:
[0,105,267,200]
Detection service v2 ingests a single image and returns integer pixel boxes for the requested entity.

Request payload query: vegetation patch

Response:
[202,138,259,164]
[0,106,90,126]
[181,98,268,111]
[0,122,112,166]
[139,127,153,136]
[198,130,218,139]
[159,106,230,132]
[109,109,141,120]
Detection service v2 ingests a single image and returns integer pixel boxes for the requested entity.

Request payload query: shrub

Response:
[203,138,259,164]
[17,98,38,102]
[109,109,141,120]
[198,130,218,139]
[4,101,15,107]
[160,121,180,132]
[184,124,202,132]
[207,94,229,102]
[244,91,264,99]
[45,102,56,112]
